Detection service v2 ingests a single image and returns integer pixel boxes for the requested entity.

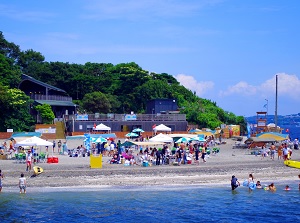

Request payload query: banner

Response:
[124,114,137,121]
[76,114,88,120]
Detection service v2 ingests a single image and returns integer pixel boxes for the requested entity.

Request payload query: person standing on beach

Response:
[195,144,200,165]
[283,144,289,161]
[19,173,26,194]
[231,175,240,190]
[201,146,206,163]
[0,170,4,192]
[52,140,56,153]
[26,150,32,171]
[57,140,62,154]
[277,144,283,160]
[269,143,275,160]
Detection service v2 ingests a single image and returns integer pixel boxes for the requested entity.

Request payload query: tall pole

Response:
[265,99,268,123]
[275,75,278,131]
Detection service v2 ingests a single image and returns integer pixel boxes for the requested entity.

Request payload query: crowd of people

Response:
[106,140,219,166]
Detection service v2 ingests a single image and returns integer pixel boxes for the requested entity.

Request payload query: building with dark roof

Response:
[19,74,76,122]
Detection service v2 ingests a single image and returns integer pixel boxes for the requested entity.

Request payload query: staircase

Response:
[56,121,66,139]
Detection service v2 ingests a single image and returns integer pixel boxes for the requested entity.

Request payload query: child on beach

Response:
[0,170,4,192]
[19,173,26,194]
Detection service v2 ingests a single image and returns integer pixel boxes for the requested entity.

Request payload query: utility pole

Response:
[265,99,268,123]
[275,75,278,130]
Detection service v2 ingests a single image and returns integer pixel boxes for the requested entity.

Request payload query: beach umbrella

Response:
[190,136,206,142]
[125,132,139,137]
[120,141,135,147]
[175,137,191,143]
[91,137,107,143]
[132,128,145,133]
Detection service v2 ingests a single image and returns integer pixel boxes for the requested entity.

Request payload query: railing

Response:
[30,94,72,101]
[67,113,186,121]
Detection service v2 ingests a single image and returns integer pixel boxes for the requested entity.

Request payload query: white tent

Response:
[15,136,53,147]
[153,124,171,132]
[93,123,111,132]
[149,133,173,143]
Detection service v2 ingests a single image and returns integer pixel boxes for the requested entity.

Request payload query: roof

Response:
[21,74,66,93]
[12,132,42,138]
[35,100,77,107]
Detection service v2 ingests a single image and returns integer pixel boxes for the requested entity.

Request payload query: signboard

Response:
[124,114,137,121]
[76,114,88,121]
[35,128,56,133]
[7,129,13,132]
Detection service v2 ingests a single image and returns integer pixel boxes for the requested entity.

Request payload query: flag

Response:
[93,123,96,128]
[263,104,267,108]
[152,124,156,129]
[286,129,289,133]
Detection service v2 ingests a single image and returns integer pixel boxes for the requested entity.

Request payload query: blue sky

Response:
[1,0,300,117]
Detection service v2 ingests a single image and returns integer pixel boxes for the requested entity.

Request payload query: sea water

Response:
[1,184,300,223]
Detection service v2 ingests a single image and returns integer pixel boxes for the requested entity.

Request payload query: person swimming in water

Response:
[256,180,262,189]
[284,185,290,191]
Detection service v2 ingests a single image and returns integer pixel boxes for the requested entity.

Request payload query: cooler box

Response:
[52,157,59,163]
[90,154,102,169]
[187,160,192,164]
[47,157,53,163]
[142,161,149,167]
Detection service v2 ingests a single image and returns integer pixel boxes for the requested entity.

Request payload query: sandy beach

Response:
[0,138,299,190]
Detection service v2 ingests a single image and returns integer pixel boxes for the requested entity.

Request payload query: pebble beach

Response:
[0,138,299,190]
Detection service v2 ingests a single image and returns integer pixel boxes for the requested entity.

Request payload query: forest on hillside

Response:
[0,31,246,132]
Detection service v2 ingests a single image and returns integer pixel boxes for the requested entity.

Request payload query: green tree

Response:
[0,54,21,88]
[35,104,55,124]
[82,91,111,113]
[0,84,34,131]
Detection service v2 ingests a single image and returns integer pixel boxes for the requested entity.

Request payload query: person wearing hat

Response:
[26,150,33,171]
[231,175,240,191]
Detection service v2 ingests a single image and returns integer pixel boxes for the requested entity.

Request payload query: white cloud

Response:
[219,73,300,100]
[219,81,257,96]
[174,74,214,96]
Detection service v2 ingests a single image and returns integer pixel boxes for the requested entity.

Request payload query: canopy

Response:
[15,136,53,147]
[93,123,111,132]
[149,133,173,143]
[256,132,289,141]
[153,124,171,132]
